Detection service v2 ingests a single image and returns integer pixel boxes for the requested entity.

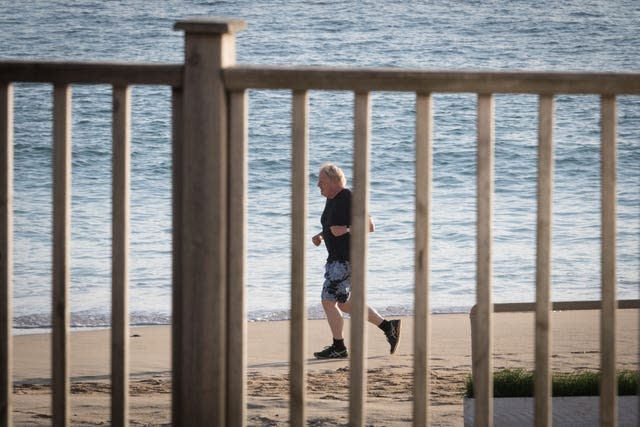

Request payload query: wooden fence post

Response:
[475,93,494,427]
[111,84,131,427]
[600,95,617,427]
[52,84,72,427]
[173,18,246,426]
[1,83,13,427]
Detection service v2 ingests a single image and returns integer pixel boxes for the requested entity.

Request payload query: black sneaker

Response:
[384,319,401,354]
[314,345,348,359]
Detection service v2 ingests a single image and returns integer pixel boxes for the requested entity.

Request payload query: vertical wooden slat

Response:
[290,90,308,427]
[227,89,248,427]
[111,84,131,427]
[414,92,432,427]
[600,95,617,427]
[535,94,554,427]
[52,83,72,427]
[0,83,13,427]
[475,93,494,427]
[350,91,371,427]
[173,20,244,425]
[170,86,183,425]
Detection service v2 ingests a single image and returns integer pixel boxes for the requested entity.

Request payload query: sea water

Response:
[1,0,638,332]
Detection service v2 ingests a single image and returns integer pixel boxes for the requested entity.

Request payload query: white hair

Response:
[319,163,347,187]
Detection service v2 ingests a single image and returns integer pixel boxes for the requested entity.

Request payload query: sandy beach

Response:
[10,309,639,426]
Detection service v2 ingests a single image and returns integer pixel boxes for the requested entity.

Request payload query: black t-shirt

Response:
[321,188,351,262]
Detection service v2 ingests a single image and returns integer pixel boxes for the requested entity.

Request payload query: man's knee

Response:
[322,299,338,309]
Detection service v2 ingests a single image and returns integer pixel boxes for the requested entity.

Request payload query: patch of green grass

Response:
[465,369,639,398]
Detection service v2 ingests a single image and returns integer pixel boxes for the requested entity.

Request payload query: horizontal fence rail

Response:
[1,17,639,427]
[0,60,183,86]
[489,299,640,312]
[224,66,640,94]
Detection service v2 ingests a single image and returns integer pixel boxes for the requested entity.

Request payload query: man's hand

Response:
[312,233,323,246]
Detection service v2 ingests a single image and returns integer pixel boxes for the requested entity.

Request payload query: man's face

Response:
[317,171,331,198]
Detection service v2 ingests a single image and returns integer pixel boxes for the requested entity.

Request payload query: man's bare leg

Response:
[337,300,384,326]
[322,299,345,339]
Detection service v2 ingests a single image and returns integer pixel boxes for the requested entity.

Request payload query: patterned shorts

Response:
[321,260,351,303]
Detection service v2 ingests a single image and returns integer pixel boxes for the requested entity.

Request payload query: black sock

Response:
[378,319,390,333]
[333,338,346,350]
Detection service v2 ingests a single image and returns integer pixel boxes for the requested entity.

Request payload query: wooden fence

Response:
[1,18,639,426]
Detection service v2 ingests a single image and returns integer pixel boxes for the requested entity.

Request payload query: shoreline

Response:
[11,310,639,426]
[13,297,640,335]
[10,306,478,336]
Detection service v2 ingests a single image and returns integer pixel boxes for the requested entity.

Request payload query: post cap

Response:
[174,18,246,34]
